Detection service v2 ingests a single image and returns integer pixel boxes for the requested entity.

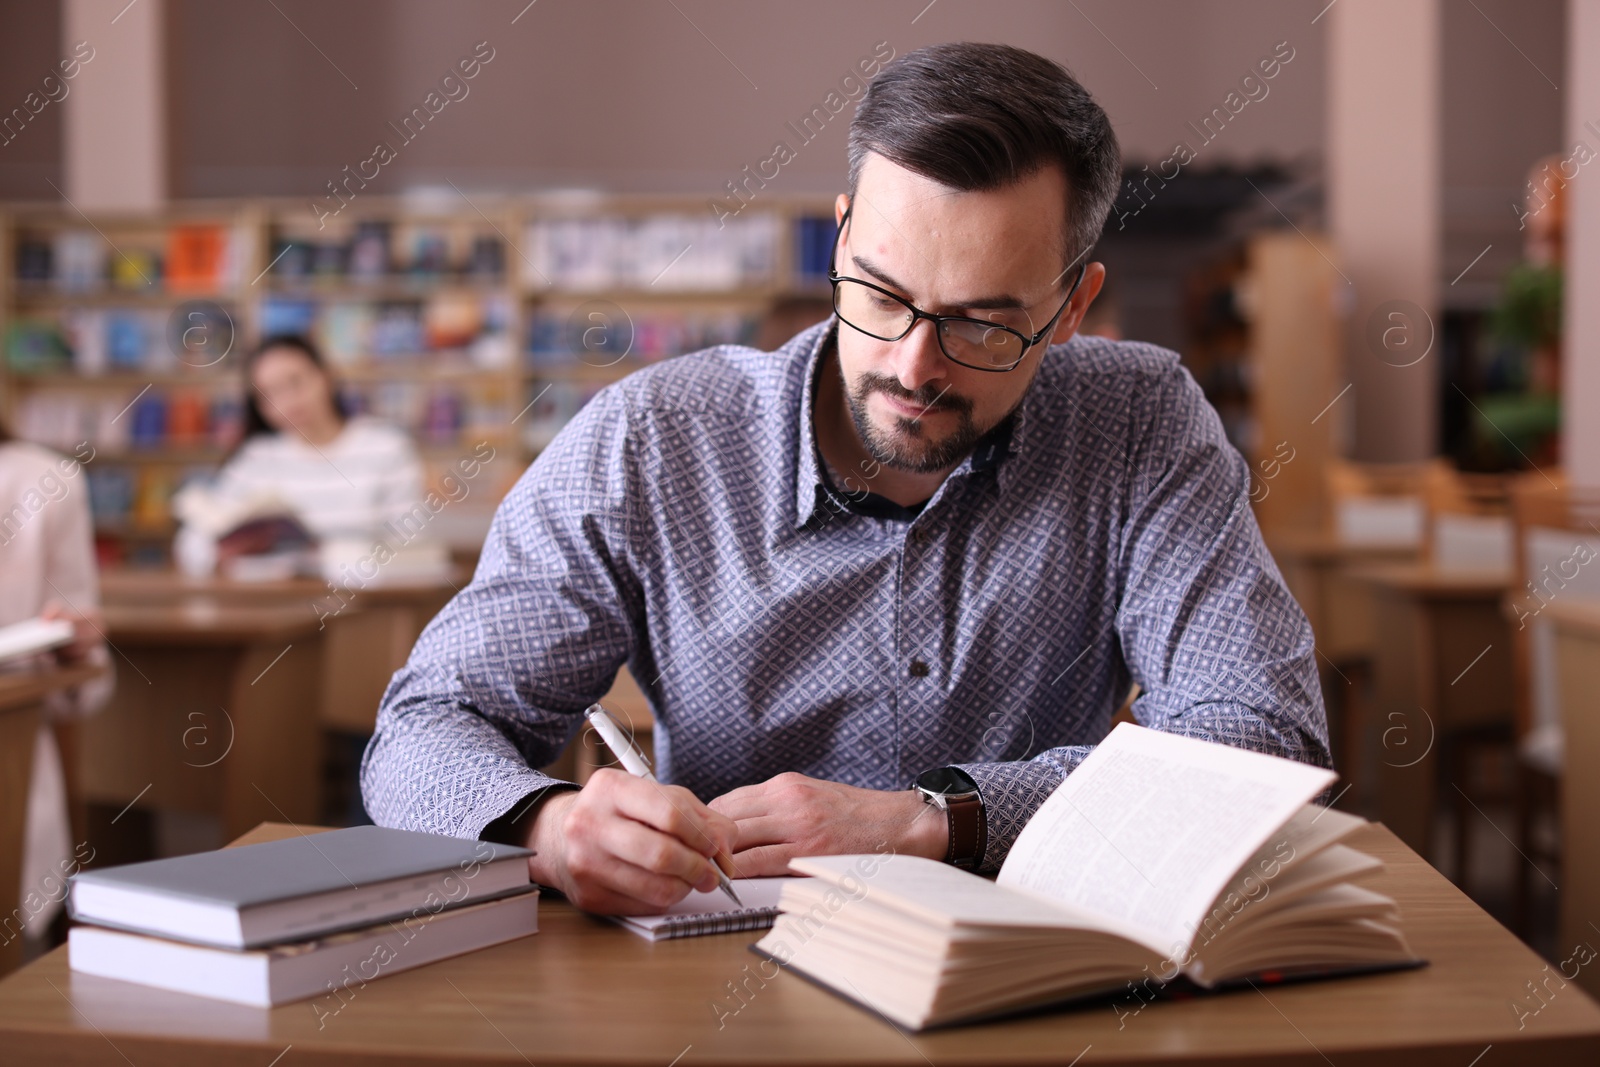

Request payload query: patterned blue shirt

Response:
[362,318,1330,871]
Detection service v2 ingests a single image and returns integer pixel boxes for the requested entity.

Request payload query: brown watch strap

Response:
[943,792,987,869]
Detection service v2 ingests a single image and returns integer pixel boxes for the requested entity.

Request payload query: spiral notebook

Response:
[611,877,802,941]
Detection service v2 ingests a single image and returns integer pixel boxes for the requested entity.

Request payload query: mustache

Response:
[857,375,971,415]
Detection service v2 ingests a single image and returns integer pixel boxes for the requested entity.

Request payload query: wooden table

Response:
[99,568,653,797]
[80,603,328,842]
[0,664,103,976]
[2,821,1598,1065]
[1264,531,1419,801]
[1264,530,1419,663]
[101,569,463,733]
[1350,564,1515,864]
[1546,597,1600,1000]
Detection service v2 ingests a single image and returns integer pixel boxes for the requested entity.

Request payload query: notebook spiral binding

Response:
[653,908,780,939]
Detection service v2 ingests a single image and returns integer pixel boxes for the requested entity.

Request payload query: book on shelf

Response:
[53,230,106,291]
[523,212,779,290]
[15,391,240,457]
[794,215,839,282]
[268,222,507,285]
[165,224,230,293]
[69,888,539,1008]
[68,824,534,950]
[4,320,70,373]
[753,723,1421,1031]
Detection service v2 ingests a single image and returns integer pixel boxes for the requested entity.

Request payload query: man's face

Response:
[833,154,1079,475]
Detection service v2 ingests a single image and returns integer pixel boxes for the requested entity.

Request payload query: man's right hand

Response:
[523,769,739,915]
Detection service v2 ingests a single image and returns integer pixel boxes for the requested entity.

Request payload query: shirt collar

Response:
[792,318,1028,530]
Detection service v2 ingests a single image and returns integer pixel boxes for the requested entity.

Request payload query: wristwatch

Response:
[911,766,986,870]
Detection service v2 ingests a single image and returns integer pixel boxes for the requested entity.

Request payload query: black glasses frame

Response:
[827,206,1088,372]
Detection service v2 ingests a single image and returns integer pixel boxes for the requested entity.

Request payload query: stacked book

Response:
[67,825,537,1007]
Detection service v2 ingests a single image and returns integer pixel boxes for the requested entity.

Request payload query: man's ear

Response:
[1050,262,1107,345]
[834,193,851,227]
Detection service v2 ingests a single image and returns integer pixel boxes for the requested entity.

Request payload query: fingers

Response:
[552,769,740,913]
[600,770,737,858]
[726,842,802,878]
[708,770,809,820]
[722,814,791,853]
[590,806,720,889]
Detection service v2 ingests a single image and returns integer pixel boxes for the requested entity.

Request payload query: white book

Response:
[70,888,539,1007]
[755,723,1421,1031]
[0,617,76,663]
[69,825,532,949]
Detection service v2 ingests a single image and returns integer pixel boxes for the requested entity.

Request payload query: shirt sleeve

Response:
[953,362,1330,872]
[360,386,646,840]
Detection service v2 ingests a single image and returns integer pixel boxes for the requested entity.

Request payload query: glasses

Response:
[828,207,1087,372]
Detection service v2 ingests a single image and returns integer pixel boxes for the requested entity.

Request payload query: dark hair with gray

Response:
[847,42,1121,268]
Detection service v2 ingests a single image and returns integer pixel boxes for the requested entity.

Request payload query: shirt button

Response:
[910,527,927,545]
[909,659,930,678]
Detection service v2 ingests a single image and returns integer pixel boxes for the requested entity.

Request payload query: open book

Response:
[753,723,1420,1030]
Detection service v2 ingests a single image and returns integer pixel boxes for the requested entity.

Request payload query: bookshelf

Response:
[0,194,838,566]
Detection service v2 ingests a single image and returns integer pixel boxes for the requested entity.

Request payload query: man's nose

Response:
[891,318,949,396]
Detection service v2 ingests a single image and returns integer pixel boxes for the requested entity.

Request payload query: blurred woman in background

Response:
[174,335,433,578]
[0,417,112,954]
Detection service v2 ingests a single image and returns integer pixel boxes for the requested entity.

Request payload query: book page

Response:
[786,854,1163,949]
[996,723,1335,956]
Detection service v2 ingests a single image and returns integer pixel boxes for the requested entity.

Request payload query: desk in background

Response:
[1267,531,1421,664]
[1350,564,1515,870]
[80,602,328,843]
[0,664,104,977]
[1,820,1597,1065]
[1264,531,1419,803]
[1547,597,1600,1000]
[99,569,463,733]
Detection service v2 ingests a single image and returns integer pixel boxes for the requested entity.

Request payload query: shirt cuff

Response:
[471,774,579,844]
[952,747,1093,872]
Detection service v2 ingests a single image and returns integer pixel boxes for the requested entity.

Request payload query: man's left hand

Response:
[708,773,948,877]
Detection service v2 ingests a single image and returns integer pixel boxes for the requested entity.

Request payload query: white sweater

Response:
[205,416,428,542]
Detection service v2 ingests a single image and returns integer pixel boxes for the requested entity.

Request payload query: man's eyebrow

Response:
[851,253,1029,311]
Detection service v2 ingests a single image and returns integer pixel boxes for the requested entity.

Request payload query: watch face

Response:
[915,766,979,801]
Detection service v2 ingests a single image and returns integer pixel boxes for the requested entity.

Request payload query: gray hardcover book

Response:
[68,825,532,949]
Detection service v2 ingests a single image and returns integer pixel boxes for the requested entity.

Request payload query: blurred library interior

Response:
[1,0,1599,1024]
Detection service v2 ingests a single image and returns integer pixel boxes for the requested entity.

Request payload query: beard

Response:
[843,369,986,475]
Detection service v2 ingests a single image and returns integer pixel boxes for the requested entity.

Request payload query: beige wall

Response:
[1440,0,1568,309]
[0,0,64,199]
[164,0,1326,201]
[1564,0,1600,484]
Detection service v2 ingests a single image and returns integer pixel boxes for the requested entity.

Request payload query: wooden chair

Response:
[1415,469,1518,885]
[1312,460,1436,798]
[1325,458,1444,549]
[1506,476,1600,932]
[1422,469,1515,571]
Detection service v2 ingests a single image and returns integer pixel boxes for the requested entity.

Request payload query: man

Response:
[362,42,1329,915]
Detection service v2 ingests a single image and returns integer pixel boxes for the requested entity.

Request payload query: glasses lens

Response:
[835,279,915,341]
[940,318,1026,369]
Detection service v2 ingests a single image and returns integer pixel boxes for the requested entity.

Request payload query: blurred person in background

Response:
[173,335,436,580]
[0,417,112,954]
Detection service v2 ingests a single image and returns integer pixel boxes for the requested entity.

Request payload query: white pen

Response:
[583,703,743,906]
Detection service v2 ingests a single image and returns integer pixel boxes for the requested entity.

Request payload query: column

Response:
[1326,0,1442,461]
[61,0,168,210]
